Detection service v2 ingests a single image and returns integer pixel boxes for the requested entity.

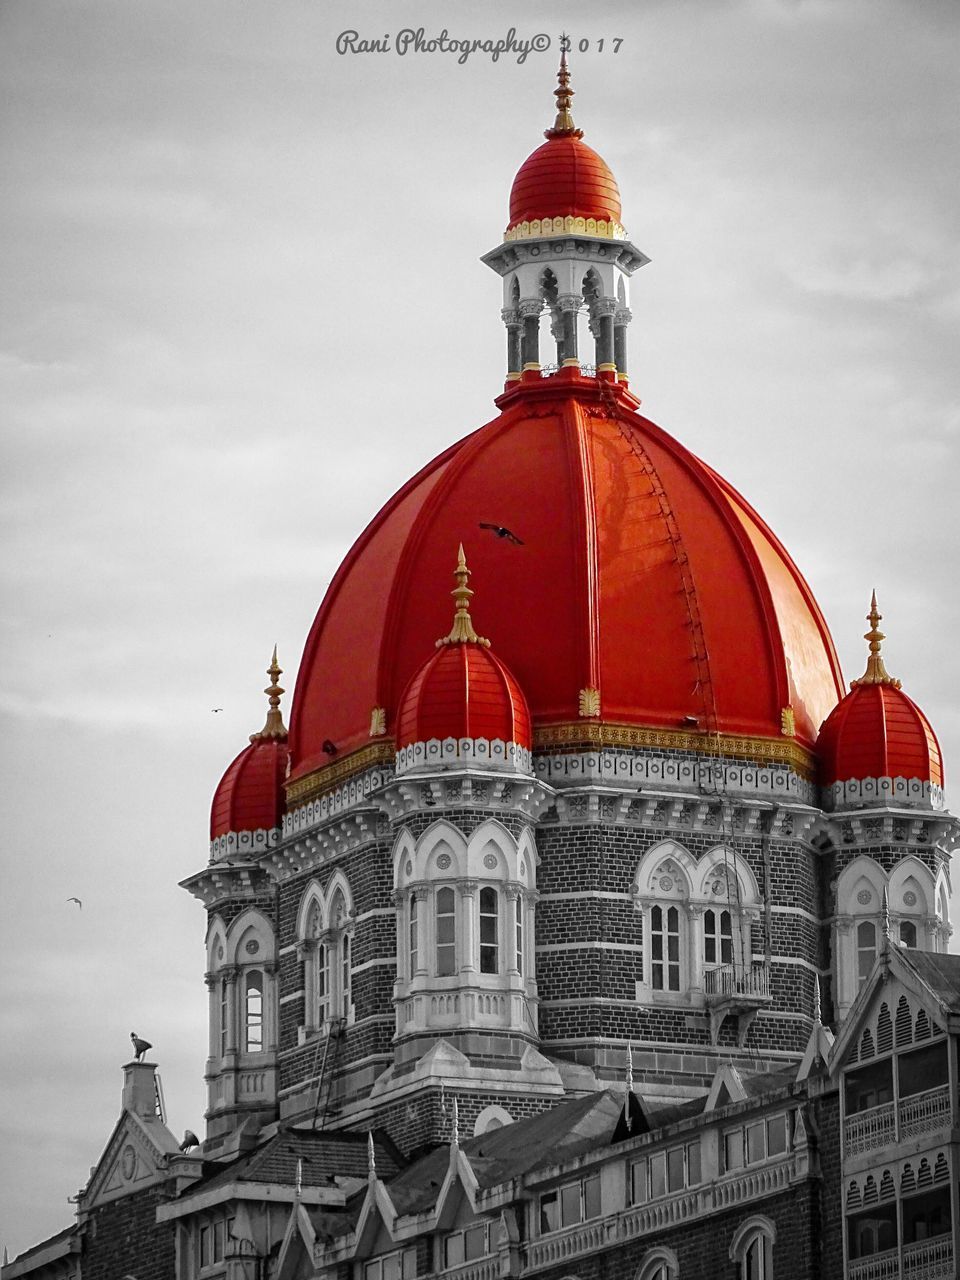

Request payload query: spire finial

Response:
[882,887,891,942]
[367,1130,377,1180]
[250,645,289,741]
[451,1095,460,1149]
[813,974,822,1027]
[437,545,490,648]
[850,592,901,690]
[624,1041,634,1124]
[295,1156,303,1199]
[544,38,584,140]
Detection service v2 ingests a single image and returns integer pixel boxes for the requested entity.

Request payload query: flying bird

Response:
[211,708,223,713]
[179,1130,200,1151]
[130,1032,152,1062]
[66,897,82,909]
[479,522,524,545]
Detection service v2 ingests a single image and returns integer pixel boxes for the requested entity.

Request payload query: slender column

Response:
[501,307,522,381]
[519,299,542,370]
[205,972,218,1061]
[689,905,705,997]
[614,306,632,375]
[263,962,279,1052]
[461,880,478,973]
[591,298,616,370]
[414,887,429,976]
[557,294,581,366]
[221,966,239,1055]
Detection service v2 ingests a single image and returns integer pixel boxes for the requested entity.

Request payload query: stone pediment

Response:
[83,1109,180,1210]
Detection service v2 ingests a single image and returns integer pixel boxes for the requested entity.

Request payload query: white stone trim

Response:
[534,749,815,803]
[284,765,392,836]
[538,890,633,903]
[824,775,943,811]
[396,737,532,776]
[771,904,821,925]
[536,941,644,954]
[209,826,281,861]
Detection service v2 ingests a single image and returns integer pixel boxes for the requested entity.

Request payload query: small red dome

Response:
[395,550,532,757]
[397,643,531,751]
[817,600,943,788]
[211,737,289,840]
[210,650,290,841]
[508,135,622,233]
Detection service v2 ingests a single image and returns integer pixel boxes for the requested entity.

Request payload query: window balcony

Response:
[703,963,771,1046]
[844,1084,951,1157]
[847,1235,954,1280]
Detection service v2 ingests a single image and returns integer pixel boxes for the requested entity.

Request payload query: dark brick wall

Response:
[81,1186,174,1280]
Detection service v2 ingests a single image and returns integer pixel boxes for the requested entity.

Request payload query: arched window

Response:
[219,979,228,1057]
[409,895,419,976]
[480,887,500,974]
[651,905,681,991]
[857,921,877,986]
[636,1248,678,1280]
[317,940,329,1024]
[436,887,457,975]
[899,920,917,948]
[730,1215,776,1280]
[704,908,733,967]
[244,971,263,1053]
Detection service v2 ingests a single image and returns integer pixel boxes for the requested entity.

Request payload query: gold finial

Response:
[437,545,490,648]
[545,41,584,140]
[850,591,901,690]
[250,645,288,741]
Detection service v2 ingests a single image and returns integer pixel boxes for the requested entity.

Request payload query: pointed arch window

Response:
[704,908,734,967]
[436,886,457,976]
[651,905,682,992]
[899,920,917,949]
[244,971,263,1053]
[479,887,500,974]
[409,894,419,976]
[857,921,877,986]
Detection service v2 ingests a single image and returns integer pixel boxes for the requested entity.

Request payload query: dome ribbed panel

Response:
[210,739,289,838]
[508,137,621,227]
[396,644,531,750]
[818,683,942,787]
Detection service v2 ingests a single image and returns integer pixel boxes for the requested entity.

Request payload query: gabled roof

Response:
[830,945,960,1069]
[193,1128,404,1196]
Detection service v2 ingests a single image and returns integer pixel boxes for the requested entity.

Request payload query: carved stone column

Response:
[519,299,542,370]
[557,294,581,366]
[501,307,522,381]
[461,880,478,973]
[590,298,617,370]
[614,306,632,374]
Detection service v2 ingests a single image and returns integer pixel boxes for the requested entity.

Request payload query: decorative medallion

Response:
[217,945,224,961]
[437,853,452,870]
[520,859,527,878]
[245,940,259,955]
[120,1144,136,1180]
[857,889,872,905]
[659,876,674,892]
[483,853,498,870]
[405,860,413,877]
[903,890,918,907]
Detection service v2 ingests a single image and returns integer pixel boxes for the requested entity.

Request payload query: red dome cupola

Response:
[506,50,623,241]
[395,546,532,775]
[210,649,290,856]
[818,595,943,808]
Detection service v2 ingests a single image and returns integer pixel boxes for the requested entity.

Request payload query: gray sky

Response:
[1,0,958,1255]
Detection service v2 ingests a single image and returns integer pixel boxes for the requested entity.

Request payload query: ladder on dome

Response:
[310,1019,345,1131]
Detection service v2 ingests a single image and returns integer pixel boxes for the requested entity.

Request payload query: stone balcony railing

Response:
[847,1234,954,1280]
[522,1153,807,1274]
[703,963,771,1001]
[844,1084,951,1157]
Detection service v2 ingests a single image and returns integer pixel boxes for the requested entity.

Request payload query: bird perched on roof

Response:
[130,1032,152,1061]
[179,1130,200,1152]
[479,522,524,545]
[322,739,338,756]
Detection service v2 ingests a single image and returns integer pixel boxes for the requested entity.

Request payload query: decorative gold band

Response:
[505,215,626,242]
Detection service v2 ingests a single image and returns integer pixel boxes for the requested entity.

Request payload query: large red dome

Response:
[287,374,844,791]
